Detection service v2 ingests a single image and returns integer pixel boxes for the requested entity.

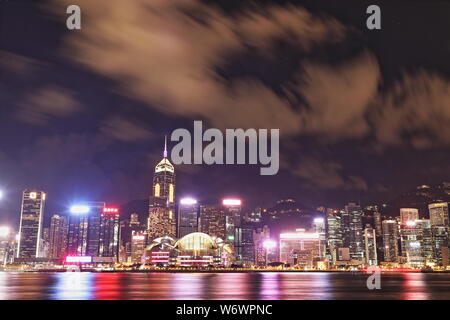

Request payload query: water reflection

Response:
[211,273,250,299]
[260,272,281,299]
[94,273,122,300]
[171,273,205,300]
[0,272,447,300]
[0,273,8,300]
[278,273,332,300]
[402,273,429,300]
[52,272,94,300]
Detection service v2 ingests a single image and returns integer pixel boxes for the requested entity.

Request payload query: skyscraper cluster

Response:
[1,140,449,270]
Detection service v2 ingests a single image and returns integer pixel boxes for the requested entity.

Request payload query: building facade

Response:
[343,203,364,261]
[177,198,199,238]
[279,230,321,269]
[199,205,226,240]
[364,225,378,266]
[148,139,176,240]
[48,214,69,259]
[382,220,399,262]
[17,190,46,258]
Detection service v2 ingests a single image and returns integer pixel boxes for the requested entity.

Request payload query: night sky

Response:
[0,0,449,226]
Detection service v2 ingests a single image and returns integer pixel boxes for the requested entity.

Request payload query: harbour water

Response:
[0,272,449,300]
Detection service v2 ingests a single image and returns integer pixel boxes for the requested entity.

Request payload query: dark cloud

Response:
[371,71,450,148]
[16,86,81,125]
[100,117,155,143]
[292,157,368,191]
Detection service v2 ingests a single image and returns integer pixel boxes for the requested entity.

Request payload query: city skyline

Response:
[1,143,449,270]
[1,0,450,227]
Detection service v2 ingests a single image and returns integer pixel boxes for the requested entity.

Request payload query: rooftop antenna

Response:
[163,135,168,158]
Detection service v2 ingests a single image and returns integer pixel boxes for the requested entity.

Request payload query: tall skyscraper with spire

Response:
[147,137,176,240]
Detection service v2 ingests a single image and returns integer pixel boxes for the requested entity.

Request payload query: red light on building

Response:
[103,207,119,214]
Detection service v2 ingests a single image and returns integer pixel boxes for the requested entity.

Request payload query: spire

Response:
[163,135,168,158]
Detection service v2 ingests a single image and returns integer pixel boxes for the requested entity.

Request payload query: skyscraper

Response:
[0,226,14,266]
[148,138,176,240]
[364,225,378,266]
[326,209,343,264]
[373,211,382,236]
[253,225,271,266]
[177,198,199,238]
[17,190,46,258]
[313,217,326,259]
[67,202,105,257]
[428,203,449,266]
[429,202,449,227]
[199,205,226,239]
[432,226,448,265]
[400,219,432,268]
[49,214,69,259]
[99,207,120,258]
[130,231,145,264]
[343,203,364,261]
[382,220,399,262]
[400,208,419,224]
[222,199,243,264]
[241,223,255,266]
[279,230,321,269]
[67,202,120,260]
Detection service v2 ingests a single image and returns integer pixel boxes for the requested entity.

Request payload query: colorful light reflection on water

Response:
[0,272,447,300]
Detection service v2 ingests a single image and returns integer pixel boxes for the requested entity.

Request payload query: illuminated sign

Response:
[313,218,324,224]
[410,241,421,248]
[132,235,145,241]
[70,205,90,214]
[280,233,320,239]
[406,220,416,227]
[65,256,92,263]
[103,207,119,213]
[263,239,276,249]
[227,235,235,241]
[223,199,241,206]
[0,226,10,238]
[180,198,197,205]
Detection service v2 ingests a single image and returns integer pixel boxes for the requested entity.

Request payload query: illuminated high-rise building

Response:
[148,138,176,240]
[253,225,271,266]
[48,214,69,259]
[0,226,14,266]
[343,203,364,261]
[177,198,199,238]
[432,226,449,265]
[199,205,226,239]
[418,219,434,263]
[130,231,145,264]
[400,219,432,268]
[241,223,255,266]
[373,212,382,236]
[130,213,140,229]
[364,225,377,266]
[382,220,399,262]
[68,202,104,256]
[67,202,120,260]
[429,202,449,227]
[119,213,142,262]
[99,207,120,258]
[279,229,321,269]
[222,199,243,264]
[312,217,326,259]
[17,190,46,258]
[400,208,419,224]
[326,209,343,263]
